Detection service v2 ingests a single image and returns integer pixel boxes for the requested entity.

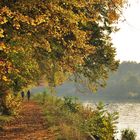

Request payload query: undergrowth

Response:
[33,92,119,140]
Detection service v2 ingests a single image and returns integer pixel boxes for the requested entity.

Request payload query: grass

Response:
[33,92,119,140]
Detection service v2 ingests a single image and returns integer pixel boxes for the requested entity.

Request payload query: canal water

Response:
[83,102,140,140]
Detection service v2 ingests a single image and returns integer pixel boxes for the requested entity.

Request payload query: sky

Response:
[112,0,140,62]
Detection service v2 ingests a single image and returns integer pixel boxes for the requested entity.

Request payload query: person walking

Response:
[21,91,24,100]
[27,90,31,101]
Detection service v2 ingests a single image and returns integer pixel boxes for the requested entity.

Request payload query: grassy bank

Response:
[33,92,119,140]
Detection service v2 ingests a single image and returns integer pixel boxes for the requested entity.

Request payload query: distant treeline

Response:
[56,61,140,102]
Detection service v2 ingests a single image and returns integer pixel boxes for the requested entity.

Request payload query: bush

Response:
[33,93,119,140]
[1,93,22,115]
[81,102,118,140]
[63,96,79,113]
[121,128,137,140]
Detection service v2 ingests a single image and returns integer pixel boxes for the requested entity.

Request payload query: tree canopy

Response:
[0,0,126,94]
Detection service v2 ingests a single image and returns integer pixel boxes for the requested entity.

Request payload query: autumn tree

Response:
[0,0,126,114]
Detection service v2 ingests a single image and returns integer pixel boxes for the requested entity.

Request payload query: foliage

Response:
[80,102,118,140]
[33,92,119,140]
[0,0,125,88]
[0,92,22,115]
[63,96,79,113]
[121,128,137,140]
[0,0,126,113]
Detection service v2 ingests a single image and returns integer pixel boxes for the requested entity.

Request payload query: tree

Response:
[0,0,126,114]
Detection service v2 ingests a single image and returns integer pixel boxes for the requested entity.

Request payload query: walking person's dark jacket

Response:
[27,90,31,101]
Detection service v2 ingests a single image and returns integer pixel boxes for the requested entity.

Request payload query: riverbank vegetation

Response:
[33,92,119,140]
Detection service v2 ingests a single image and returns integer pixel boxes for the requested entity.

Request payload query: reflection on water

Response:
[107,103,140,140]
[84,103,140,140]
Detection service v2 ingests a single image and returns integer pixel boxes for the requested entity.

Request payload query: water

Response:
[83,102,140,140]
[106,103,140,140]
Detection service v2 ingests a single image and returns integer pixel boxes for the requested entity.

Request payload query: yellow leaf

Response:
[0,42,6,50]
[2,76,8,81]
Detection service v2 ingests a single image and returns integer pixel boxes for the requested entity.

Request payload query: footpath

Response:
[0,101,54,140]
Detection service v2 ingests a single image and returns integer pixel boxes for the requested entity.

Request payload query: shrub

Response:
[33,93,119,140]
[81,102,118,140]
[63,96,79,113]
[1,93,22,115]
[121,128,137,140]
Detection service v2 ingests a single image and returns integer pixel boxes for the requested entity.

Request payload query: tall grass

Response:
[33,92,119,140]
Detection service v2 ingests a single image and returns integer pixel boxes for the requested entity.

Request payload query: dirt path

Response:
[0,101,54,140]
